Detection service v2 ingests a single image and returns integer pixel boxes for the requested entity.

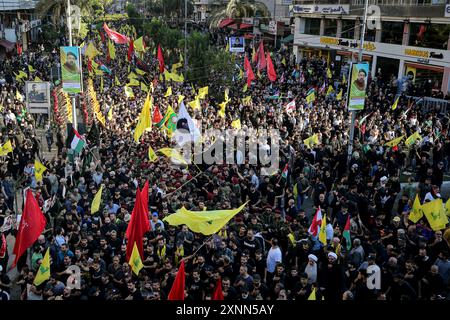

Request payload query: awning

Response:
[0,39,15,51]
[239,23,253,29]
[219,18,234,28]
[243,33,254,39]
[228,24,238,29]
[281,34,294,43]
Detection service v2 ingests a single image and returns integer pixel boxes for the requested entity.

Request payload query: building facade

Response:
[291,0,450,94]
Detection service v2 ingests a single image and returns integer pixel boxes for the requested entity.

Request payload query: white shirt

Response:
[266,246,282,273]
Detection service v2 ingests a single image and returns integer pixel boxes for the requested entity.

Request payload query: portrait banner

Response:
[229,37,245,53]
[25,81,51,114]
[348,62,369,111]
[60,46,83,94]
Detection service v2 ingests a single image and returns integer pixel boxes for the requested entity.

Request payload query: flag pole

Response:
[347,0,368,167]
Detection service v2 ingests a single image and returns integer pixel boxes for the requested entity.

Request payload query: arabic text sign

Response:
[445,4,450,17]
[60,46,83,94]
[348,63,369,111]
[292,4,349,15]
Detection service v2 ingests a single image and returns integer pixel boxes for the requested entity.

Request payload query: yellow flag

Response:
[391,96,400,110]
[409,194,423,223]
[134,94,152,142]
[405,131,422,147]
[225,42,229,52]
[231,119,241,130]
[108,40,116,59]
[165,86,172,97]
[16,90,23,102]
[91,185,103,214]
[163,202,248,235]
[129,242,144,276]
[136,68,146,76]
[125,86,134,99]
[218,102,226,118]
[282,57,286,66]
[446,198,450,217]
[242,96,252,106]
[115,76,121,86]
[34,159,47,182]
[342,74,346,84]
[94,69,104,76]
[34,76,43,82]
[336,89,343,101]
[306,92,316,104]
[171,62,182,73]
[128,72,138,80]
[15,70,27,81]
[134,36,145,52]
[238,68,244,80]
[242,84,248,93]
[303,134,319,149]
[33,248,51,286]
[140,82,149,92]
[326,85,334,96]
[197,86,209,99]
[100,76,104,92]
[28,65,35,73]
[157,148,188,165]
[308,288,317,300]
[188,97,201,110]
[0,140,13,156]
[327,68,332,79]
[107,106,114,121]
[148,146,158,162]
[127,78,140,86]
[85,42,101,59]
[385,135,405,147]
[64,93,73,124]
[177,95,185,105]
[319,213,327,245]
[422,199,448,231]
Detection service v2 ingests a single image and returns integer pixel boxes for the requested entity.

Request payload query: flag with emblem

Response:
[91,184,103,214]
[148,146,158,162]
[129,242,144,276]
[0,140,13,156]
[421,199,448,231]
[33,247,51,286]
[409,194,423,223]
[318,213,327,245]
[34,159,47,182]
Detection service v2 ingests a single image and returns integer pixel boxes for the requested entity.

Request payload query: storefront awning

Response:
[228,24,238,29]
[219,18,234,28]
[0,39,15,51]
[243,33,254,39]
[281,35,294,43]
[239,23,253,29]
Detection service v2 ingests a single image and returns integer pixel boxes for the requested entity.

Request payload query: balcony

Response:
[0,0,38,11]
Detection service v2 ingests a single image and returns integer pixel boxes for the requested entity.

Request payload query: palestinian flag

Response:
[343,215,351,251]
[281,163,289,179]
[71,128,86,153]
[152,105,164,127]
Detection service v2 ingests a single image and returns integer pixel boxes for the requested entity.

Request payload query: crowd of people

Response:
[0,21,450,302]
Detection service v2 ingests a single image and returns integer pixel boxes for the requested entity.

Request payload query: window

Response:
[304,18,321,35]
[409,23,450,50]
[364,26,376,42]
[324,19,337,37]
[381,21,404,45]
[341,20,355,39]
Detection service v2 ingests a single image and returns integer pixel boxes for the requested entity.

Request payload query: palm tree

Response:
[208,0,271,29]
[36,0,94,28]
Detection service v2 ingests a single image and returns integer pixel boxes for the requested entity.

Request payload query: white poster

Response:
[25,81,51,114]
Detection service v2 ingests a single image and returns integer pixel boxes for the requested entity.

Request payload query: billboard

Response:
[25,81,51,114]
[60,46,83,94]
[348,63,369,111]
[229,37,245,53]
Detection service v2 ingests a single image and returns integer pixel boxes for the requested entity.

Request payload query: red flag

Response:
[127,40,134,62]
[16,43,22,56]
[152,105,164,125]
[12,189,46,268]
[141,180,149,219]
[103,22,130,44]
[0,233,6,259]
[212,278,224,300]
[244,55,255,87]
[125,188,150,260]
[266,52,277,82]
[87,58,93,73]
[168,260,185,300]
[157,44,165,73]
[257,41,266,70]
[307,207,323,237]
[99,29,105,43]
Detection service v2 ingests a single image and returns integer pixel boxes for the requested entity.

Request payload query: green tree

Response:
[209,0,270,29]
[36,0,96,27]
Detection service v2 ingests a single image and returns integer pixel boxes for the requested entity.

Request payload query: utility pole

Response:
[347,0,368,166]
[184,0,188,76]
[67,0,77,130]
[273,0,277,49]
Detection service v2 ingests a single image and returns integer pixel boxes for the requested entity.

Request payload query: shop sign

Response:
[445,4,450,17]
[417,58,430,64]
[292,4,349,15]
[320,37,376,51]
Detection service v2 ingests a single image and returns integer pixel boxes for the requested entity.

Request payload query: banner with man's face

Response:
[229,37,245,53]
[25,81,50,114]
[348,63,369,111]
[60,46,83,94]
